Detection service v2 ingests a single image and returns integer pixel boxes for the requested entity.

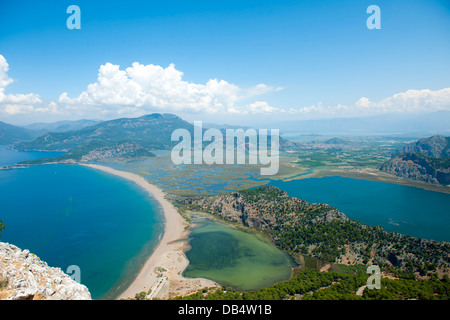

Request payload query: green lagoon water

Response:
[184,215,293,291]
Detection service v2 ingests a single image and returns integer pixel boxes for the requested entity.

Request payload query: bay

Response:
[269,176,450,242]
[0,146,164,299]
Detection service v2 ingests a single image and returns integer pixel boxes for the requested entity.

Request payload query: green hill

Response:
[0,121,42,145]
[13,113,192,151]
[14,113,298,152]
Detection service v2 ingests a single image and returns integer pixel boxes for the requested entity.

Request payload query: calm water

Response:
[184,215,293,290]
[270,176,450,242]
[0,145,64,166]
[0,146,164,299]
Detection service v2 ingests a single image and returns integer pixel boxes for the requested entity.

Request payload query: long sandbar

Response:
[81,164,218,299]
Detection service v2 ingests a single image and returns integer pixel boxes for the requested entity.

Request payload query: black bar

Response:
[0,300,447,318]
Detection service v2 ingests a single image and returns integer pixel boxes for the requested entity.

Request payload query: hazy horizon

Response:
[2,109,449,138]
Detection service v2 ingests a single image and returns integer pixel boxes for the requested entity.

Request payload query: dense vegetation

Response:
[173,267,450,300]
[177,186,450,277]
[174,185,450,300]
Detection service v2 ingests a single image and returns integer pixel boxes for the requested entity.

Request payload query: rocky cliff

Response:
[0,242,91,300]
[379,135,450,186]
[379,152,450,185]
[178,186,347,230]
[392,135,450,158]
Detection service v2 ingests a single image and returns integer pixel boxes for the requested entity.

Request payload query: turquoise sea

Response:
[270,176,450,242]
[0,146,164,299]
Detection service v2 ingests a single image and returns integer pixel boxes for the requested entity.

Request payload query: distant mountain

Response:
[24,119,102,133]
[392,135,450,158]
[267,111,450,136]
[379,135,450,185]
[0,121,42,144]
[14,113,193,151]
[13,113,299,153]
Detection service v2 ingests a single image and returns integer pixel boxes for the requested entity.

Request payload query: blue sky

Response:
[0,0,449,125]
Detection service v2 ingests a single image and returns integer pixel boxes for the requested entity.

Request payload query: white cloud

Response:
[0,55,13,90]
[0,55,46,116]
[1,54,449,123]
[58,62,281,117]
[288,87,450,118]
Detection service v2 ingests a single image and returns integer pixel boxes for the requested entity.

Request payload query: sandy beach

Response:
[81,164,219,300]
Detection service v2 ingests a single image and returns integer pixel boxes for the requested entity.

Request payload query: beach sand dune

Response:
[81,164,218,300]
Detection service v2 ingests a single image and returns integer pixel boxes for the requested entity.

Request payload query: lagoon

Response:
[183,215,293,291]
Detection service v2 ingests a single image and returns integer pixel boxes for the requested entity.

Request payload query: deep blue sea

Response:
[0,146,164,299]
[270,176,450,242]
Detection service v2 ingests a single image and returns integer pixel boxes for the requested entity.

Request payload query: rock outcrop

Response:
[379,135,450,186]
[0,242,91,300]
[379,152,450,185]
[392,135,450,158]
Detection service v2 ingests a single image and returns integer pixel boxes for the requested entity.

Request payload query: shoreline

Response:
[276,167,450,194]
[80,164,219,300]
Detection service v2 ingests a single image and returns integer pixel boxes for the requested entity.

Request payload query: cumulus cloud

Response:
[58,62,281,117]
[359,88,450,113]
[288,87,450,118]
[0,56,14,90]
[0,55,51,116]
[1,53,450,122]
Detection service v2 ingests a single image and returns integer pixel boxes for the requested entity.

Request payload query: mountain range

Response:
[24,119,102,134]
[2,112,450,167]
[2,113,297,164]
[13,113,193,152]
[0,121,42,145]
[0,119,102,145]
